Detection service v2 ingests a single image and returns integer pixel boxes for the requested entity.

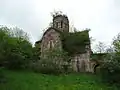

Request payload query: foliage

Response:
[0,69,118,90]
[32,41,41,62]
[0,67,6,83]
[100,33,120,84]
[94,42,107,53]
[32,49,71,74]
[100,53,120,84]
[32,47,40,62]
[51,10,65,18]
[113,33,120,53]
[60,30,90,55]
[0,26,33,69]
[90,53,107,64]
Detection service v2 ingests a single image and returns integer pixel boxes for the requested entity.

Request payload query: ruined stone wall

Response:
[71,52,91,72]
[41,28,62,58]
[53,15,69,32]
[40,14,93,73]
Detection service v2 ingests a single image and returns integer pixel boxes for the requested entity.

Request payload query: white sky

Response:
[0,0,120,49]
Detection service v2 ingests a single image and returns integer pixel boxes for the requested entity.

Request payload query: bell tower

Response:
[53,14,69,32]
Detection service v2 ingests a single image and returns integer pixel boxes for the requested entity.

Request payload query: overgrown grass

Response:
[0,69,119,90]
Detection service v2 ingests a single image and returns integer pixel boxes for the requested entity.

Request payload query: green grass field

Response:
[0,69,118,90]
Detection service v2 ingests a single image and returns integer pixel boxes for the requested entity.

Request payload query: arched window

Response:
[58,22,61,28]
[61,21,63,28]
[48,40,54,49]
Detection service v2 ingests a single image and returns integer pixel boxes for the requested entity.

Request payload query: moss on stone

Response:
[60,30,90,55]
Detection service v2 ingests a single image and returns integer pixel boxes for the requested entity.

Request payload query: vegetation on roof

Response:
[90,53,107,61]
[60,30,90,55]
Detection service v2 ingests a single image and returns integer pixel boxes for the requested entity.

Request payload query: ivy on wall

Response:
[90,53,107,61]
[60,30,90,55]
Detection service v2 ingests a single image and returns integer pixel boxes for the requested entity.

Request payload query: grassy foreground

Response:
[0,69,118,90]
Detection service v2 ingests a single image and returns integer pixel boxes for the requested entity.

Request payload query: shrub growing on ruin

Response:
[32,49,71,74]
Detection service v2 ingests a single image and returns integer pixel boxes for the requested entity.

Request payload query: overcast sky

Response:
[0,0,120,49]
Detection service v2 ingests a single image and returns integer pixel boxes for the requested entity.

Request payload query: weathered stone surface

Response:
[71,52,91,72]
[41,28,62,58]
[53,15,69,32]
[39,14,94,73]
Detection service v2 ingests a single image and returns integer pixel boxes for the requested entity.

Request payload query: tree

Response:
[95,41,107,53]
[0,26,33,69]
[32,42,41,62]
[113,33,120,53]
[11,27,30,41]
[51,10,63,18]
[0,27,10,66]
[101,33,120,84]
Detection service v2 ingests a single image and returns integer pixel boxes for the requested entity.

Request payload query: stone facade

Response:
[72,53,91,72]
[40,28,62,58]
[53,15,69,32]
[39,14,93,72]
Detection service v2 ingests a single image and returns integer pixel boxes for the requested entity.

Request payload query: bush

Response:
[100,53,120,84]
[100,33,120,84]
[32,49,71,74]
[32,59,63,74]
[0,27,33,70]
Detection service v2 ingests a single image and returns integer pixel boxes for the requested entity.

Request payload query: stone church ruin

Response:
[35,13,100,73]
